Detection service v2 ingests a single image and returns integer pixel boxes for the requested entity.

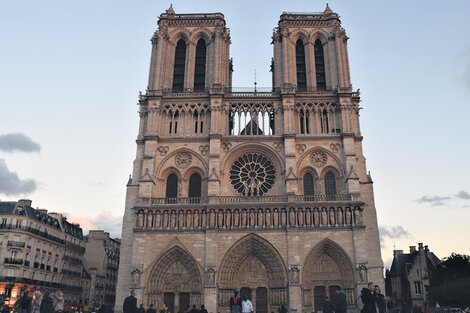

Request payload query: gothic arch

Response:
[168,29,191,45]
[302,238,354,288]
[147,245,203,305]
[290,30,310,45]
[218,233,287,289]
[309,31,328,45]
[190,29,212,44]
[155,148,209,179]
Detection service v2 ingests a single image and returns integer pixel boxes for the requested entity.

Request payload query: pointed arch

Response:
[218,233,287,289]
[314,39,326,90]
[302,238,355,288]
[296,39,307,91]
[172,39,186,92]
[194,38,207,91]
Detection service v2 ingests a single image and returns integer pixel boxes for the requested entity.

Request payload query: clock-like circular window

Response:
[230,153,276,196]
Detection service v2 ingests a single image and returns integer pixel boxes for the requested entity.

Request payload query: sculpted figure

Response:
[297,208,304,226]
[186,210,192,228]
[321,208,328,226]
[249,209,255,227]
[305,209,311,226]
[137,211,144,228]
[233,209,240,227]
[241,209,247,227]
[345,208,352,225]
[329,208,335,225]
[193,210,199,228]
[273,209,279,227]
[178,210,184,229]
[257,209,264,227]
[201,210,206,228]
[313,208,319,227]
[354,208,363,225]
[218,209,224,228]
[337,208,343,226]
[155,211,161,228]
[280,209,287,227]
[225,209,232,228]
[289,208,296,227]
[265,209,271,227]
[170,210,177,228]
[163,210,169,228]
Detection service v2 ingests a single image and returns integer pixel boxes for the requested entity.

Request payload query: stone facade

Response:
[115,5,383,313]
[0,199,87,307]
[83,230,121,310]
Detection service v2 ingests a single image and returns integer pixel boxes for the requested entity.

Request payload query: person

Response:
[189,305,198,313]
[374,286,386,313]
[123,291,137,313]
[159,304,167,313]
[335,287,347,313]
[198,305,207,313]
[423,304,432,313]
[229,290,241,313]
[323,297,334,313]
[464,308,469,313]
[241,296,253,313]
[16,291,31,313]
[51,291,64,313]
[39,291,54,313]
[361,282,376,313]
[412,304,423,313]
[146,304,156,313]
[277,305,287,313]
[32,291,43,313]
[138,305,145,313]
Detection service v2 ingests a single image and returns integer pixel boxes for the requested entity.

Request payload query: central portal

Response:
[217,234,288,313]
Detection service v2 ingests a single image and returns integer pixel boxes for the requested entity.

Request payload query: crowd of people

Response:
[0,290,64,313]
[123,291,208,313]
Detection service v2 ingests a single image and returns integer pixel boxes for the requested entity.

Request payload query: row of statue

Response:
[135,206,363,230]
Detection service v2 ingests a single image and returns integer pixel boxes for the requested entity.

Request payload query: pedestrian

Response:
[423,304,432,313]
[374,286,386,313]
[138,305,145,313]
[16,291,32,313]
[189,305,198,313]
[335,287,347,313]
[361,282,376,313]
[123,291,137,313]
[277,305,287,313]
[412,304,423,313]
[323,297,334,313]
[146,304,156,313]
[32,291,43,313]
[229,290,241,313]
[198,305,207,313]
[241,296,253,313]
[159,304,167,313]
[39,291,54,313]
[51,291,64,313]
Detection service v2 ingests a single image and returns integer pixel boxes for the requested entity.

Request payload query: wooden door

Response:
[164,293,175,313]
[256,287,267,313]
[179,293,190,313]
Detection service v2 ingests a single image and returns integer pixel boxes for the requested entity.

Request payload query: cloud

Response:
[0,133,41,153]
[415,195,451,206]
[68,211,122,238]
[456,190,470,200]
[379,225,411,244]
[0,158,37,195]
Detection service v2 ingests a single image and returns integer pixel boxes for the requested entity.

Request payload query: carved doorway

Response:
[164,293,175,313]
[179,293,190,313]
[256,287,267,313]
[240,287,252,301]
[313,286,325,312]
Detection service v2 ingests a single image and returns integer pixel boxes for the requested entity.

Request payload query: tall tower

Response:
[115,5,383,313]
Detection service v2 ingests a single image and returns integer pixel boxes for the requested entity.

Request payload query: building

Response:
[115,5,383,313]
[385,243,441,311]
[0,199,86,307]
[83,230,120,310]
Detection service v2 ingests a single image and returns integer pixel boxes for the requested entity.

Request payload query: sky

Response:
[0,0,469,268]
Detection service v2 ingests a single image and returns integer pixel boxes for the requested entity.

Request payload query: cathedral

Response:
[115,5,383,313]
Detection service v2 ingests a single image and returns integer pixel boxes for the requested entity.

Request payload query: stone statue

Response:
[257,209,264,227]
[233,209,240,227]
[354,208,363,225]
[265,209,271,227]
[273,209,279,227]
[337,208,343,226]
[217,210,224,228]
[209,209,215,227]
[345,208,352,225]
[313,208,319,226]
[155,211,161,228]
[186,211,192,228]
[289,209,296,226]
[225,210,232,228]
[321,208,328,226]
[329,208,335,225]
[297,208,304,226]
[131,269,141,287]
[241,209,247,227]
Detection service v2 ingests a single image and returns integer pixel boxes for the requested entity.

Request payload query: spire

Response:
[324,3,333,14]
[166,4,175,15]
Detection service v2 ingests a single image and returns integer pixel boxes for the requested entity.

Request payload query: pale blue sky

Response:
[1,0,469,266]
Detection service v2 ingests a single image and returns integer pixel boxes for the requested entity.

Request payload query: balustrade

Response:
[134,205,363,231]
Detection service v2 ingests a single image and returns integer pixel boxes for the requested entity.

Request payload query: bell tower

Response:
[272,4,351,91]
[147,5,232,92]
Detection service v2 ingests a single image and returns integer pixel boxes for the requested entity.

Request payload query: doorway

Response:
[164,293,175,313]
[179,293,190,313]
[256,287,267,313]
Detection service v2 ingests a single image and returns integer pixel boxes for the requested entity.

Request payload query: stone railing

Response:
[4,258,23,265]
[137,194,360,207]
[134,204,364,231]
[7,240,26,248]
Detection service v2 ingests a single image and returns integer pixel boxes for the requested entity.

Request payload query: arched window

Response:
[296,39,307,91]
[314,39,326,90]
[324,172,336,195]
[303,173,314,196]
[165,174,178,202]
[321,108,329,134]
[172,39,186,92]
[194,39,206,91]
[188,173,202,203]
[299,109,310,134]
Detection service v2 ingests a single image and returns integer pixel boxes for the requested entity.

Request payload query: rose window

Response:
[230,153,276,196]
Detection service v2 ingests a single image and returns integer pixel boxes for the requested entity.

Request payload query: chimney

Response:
[410,246,416,253]
[18,199,32,207]
[424,245,429,253]
[418,242,424,251]
[393,250,403,256]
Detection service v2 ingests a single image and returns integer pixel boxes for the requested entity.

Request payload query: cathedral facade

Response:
[115,5,383,313]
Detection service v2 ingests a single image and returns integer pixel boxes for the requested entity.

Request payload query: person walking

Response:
[241,296,253,313]
[51,291,64,313]
[16,291,32,313]
[146,304,156,313]
[229,290,241,313]
[138,305,145,313]
[198,305,207,313]
[335,287,347,313]
[361,282,376,313]
[39,291,54,313]
[123,291,138,313]
[323,297,334,313]
[374,286,386,313]
[32,291,43,313]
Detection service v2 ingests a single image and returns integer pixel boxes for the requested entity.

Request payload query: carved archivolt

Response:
[302,239,354,288]
[218,233,287,289]
[148,246,202,294]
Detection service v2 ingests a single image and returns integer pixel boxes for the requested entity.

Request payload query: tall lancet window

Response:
[296,39,307,91]
[194,39,206,91]
[314,39,326,90]
[165,174,178,203]
[303,173,314,196]
[172,39,186,92]
[188,173,202,203]
[324,172,336,195]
